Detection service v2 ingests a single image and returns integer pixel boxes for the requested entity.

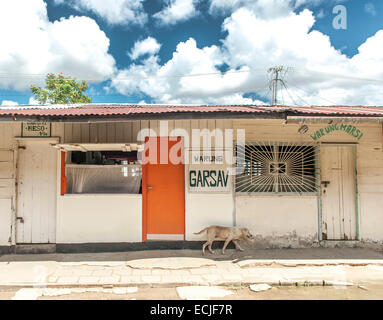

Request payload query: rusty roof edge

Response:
[0,105,382,122]
[287,115,383,121]
[0,103,382,108]
[0,111,287,122]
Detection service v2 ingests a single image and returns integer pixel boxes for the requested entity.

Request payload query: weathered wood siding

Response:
[0,123,18,245]
[58,119,232,147]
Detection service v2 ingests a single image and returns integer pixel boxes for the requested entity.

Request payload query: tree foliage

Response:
[30,73,91,104]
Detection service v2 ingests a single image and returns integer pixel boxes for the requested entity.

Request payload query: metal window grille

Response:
[235,142,319,194]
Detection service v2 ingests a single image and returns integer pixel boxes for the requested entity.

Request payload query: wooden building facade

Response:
[0,104,382,252]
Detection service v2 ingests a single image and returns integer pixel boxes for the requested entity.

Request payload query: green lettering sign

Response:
[210,170,217,187]
[189,168,230,191]
[309,123,364,141]
[189,170,197,187]
[21,122,51,137]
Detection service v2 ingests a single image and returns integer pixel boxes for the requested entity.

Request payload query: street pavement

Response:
[1,248,383,290]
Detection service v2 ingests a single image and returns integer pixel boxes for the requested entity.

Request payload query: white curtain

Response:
[67,165,142,194]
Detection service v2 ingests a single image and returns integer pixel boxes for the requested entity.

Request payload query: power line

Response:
[282,82,312,106]
[0,83,271,98]
[292,67,383,84]
[1,65,383,105]
[0,66,382,83]
[280,82,300,106]
[0,67,270,82]
[287,83,339,105]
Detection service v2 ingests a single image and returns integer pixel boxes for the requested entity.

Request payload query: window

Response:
[235,142,318,194]
[66,151,142,194]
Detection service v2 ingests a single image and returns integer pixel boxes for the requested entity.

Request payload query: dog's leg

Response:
[202,242,209,255]
[233,240,244,251]
[208,241,215,254]
[222,238,233,254]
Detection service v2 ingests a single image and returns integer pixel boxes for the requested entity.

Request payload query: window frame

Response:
[63,146,143,195]
[235,141,320,196]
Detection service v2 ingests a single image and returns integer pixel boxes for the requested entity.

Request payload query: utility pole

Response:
[268,66,285,106]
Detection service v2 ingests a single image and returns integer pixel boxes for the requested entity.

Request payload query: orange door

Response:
[142,137,185,241]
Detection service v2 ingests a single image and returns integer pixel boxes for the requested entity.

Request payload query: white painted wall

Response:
[0,199,11,245]
[235,196,318,241]
[185,146,235,241]
[359,193,383,242]
[56,194,142,243]
[186,194,234,240]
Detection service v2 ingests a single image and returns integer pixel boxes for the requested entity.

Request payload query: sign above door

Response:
[310,123,364,141]
[21,122,51,137]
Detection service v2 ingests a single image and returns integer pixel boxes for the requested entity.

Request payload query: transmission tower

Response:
[268,66,287,106]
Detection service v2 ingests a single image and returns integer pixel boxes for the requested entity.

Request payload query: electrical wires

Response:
[0,66,382,103]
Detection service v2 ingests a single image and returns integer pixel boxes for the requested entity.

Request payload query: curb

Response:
[0,279,356,290]
[236,259,383,268]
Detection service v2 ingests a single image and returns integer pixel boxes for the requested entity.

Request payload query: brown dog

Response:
[194,226,254,254]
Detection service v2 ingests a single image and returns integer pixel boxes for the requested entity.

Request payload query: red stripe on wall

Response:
[61,151,67,196]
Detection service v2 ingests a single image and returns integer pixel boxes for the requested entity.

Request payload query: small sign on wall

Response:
[21,122,51,137]
[188,164,232,193]
[187,148,233,193]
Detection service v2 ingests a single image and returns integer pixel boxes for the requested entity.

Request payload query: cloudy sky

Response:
[0,0,383,106]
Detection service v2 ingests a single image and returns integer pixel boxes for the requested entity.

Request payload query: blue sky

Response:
[1,0,383,106]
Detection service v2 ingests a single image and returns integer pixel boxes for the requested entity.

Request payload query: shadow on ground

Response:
[1,247,383,263]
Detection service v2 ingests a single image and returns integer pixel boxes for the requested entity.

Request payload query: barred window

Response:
[235,142,318,194]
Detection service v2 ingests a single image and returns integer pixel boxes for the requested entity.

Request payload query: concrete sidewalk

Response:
[1,248,383,288]
[2,246,383,262]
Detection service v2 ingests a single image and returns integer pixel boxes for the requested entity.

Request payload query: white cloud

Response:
[111,7,383,106]
[209,0,291,17]
[29,97,39,105]
[220,8,383,105]
[112,38,264,104]
[316,9,325,19]
[208,0,342,18]
[1,100,18,106]
[364,3,376,16]
[221,9,347,70]
[154,0,200,26]
[129,37,162,60]
[0,0,116,91]
[54,0,147,26]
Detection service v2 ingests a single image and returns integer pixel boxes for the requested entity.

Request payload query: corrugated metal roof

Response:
[286,106,383,116]
[0,104,382,118]
[0,104,274,116]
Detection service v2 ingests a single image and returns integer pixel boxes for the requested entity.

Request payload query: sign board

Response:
[188,164,231,193]
[310,123,363,141]
[187,149,232,193]
[21,122,51,137]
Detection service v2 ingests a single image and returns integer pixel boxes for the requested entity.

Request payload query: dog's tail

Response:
[194,227,209,235]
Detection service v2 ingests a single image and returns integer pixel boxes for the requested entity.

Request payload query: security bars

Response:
[235,142,319,194]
